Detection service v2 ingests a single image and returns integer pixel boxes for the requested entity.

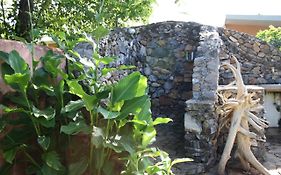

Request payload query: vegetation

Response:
[256,25,281,50]
[0,0,155,41]
[0,27,190,174]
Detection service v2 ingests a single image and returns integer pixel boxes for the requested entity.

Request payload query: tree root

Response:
[217,56,270,175]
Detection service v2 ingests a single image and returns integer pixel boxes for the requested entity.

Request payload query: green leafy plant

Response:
[0,0,155,41]
[256,25,281,50]
[0,29,191,174]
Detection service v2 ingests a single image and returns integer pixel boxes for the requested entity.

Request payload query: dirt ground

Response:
[226,127,281,175]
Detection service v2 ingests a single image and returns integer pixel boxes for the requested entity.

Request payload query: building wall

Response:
[225,23,270,36]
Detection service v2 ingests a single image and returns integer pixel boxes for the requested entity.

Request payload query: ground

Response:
[215,127,281,175]
[157,127,281,175]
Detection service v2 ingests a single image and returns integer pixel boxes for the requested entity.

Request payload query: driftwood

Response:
[217,56,270,175]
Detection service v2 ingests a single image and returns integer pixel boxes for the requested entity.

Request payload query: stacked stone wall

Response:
[218,28,281,85]
[98,22,202,162]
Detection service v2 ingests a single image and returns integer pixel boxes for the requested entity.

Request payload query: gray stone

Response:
[164,81,173,91]
[151,47,169,58]
[184,113,202,133]
[258,52,266,58]
[144,66,151,75]
[148,75,157,82]
[151,82,161,87]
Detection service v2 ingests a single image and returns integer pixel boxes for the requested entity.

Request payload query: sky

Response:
[149,0,281,27]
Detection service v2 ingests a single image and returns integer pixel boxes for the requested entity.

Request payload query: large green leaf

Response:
[1,63,14,79]
[3,148,17,164]
[153,118,173,126]
[135,75,148,97]
[0,51,9,62]
[37,136,51,151]
[41,51,63,77]
[32,68,50,86]
[117,95,149,120]
[142,126,156,147]
[32,106,56,128]
[97,56,115,65]
[0,119,6,133]
[91,126,104,148]
[4,73,30,92]
[55,80,65,108]
[32,106,56,121]
[112,72,147,104]
[97,106,119,119]
[135,96,151,123]
[93,26,109,41]
[0,105,29,114]
[102,161,115,175]
[60,121,90,135]
[171,158,193,166]
[67,80,96,111]
[8,50,29,74]
[61,100,84,113]
[68,157,88,175]
[42,151,64,171]
[36,117,55,128]
[41,163,59,175]
[5,95,28,108]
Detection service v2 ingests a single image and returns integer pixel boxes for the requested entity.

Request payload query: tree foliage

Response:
[256,25,281,50]
[0,0,155,40]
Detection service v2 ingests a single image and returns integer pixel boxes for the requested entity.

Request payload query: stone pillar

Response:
[184,25,221,173]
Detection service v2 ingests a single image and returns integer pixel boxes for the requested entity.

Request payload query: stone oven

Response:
[75,21,281,174]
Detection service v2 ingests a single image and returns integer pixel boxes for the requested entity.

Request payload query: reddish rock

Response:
[159,95,173,106]
[0,39,64,94]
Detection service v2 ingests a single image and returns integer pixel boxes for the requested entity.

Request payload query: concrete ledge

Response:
[260,84,281,92]
[217,85,264,91]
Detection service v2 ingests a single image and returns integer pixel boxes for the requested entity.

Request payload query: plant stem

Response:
[1,0,8,37]
[27,0,33,42]
[23,92,41,136]
[23,150,41,169]
[89,110,94,174]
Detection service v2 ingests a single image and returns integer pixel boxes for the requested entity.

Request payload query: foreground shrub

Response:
[0,34,190,175]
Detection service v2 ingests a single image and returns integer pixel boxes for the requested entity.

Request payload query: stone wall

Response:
[218,28,281,85]
[99,22,202,162]
[184,25,221,174]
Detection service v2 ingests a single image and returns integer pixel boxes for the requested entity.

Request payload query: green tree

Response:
[0,0,155,41]
[256,25,281,50]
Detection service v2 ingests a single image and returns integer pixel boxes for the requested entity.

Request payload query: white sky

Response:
[149,0,281,27]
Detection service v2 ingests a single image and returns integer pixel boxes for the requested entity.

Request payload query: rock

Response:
[159,95,173,106]
[185,44,193,51]
[184,113,202,133]
[144,66,152,75]
[164,81,173,91]
[151,82,161,87]
[258,52,266,58]
[229,36,238,43]
[140,46,146,56]
[174,76,184,83]
[193,83,200,91]
[149,75,157,82]
[157,39,166,46]
[260,44,270,53]
[151,47,169,58]
[253,42,260,53]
